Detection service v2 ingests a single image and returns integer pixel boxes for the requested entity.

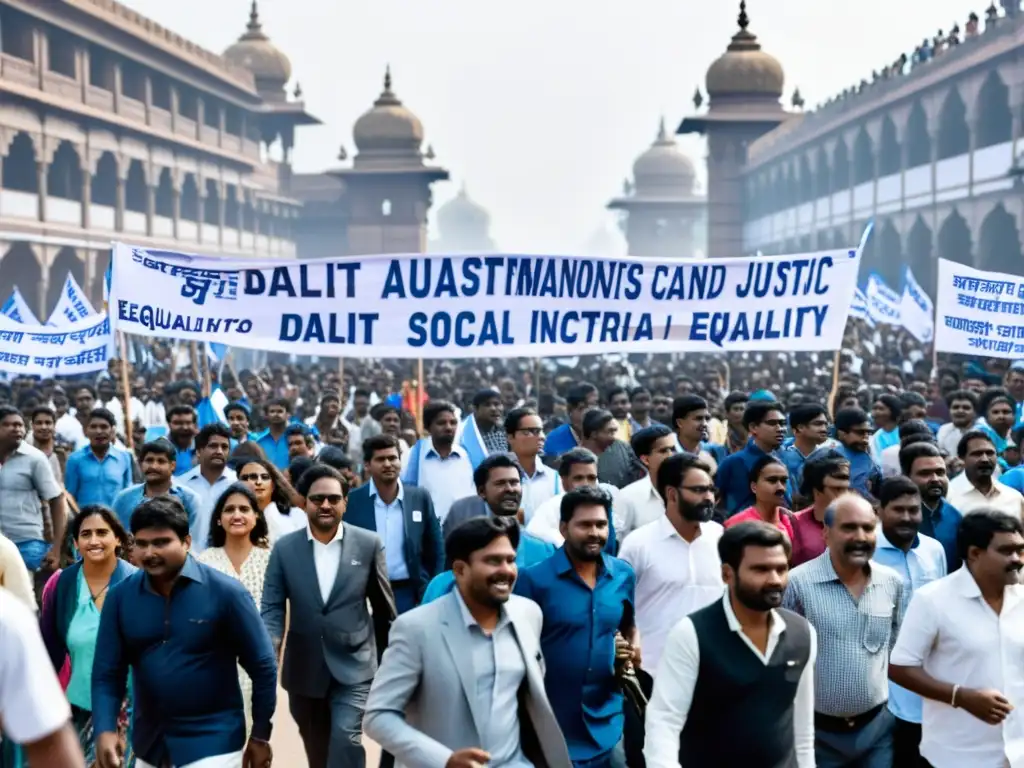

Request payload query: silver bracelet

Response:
[951,684,960,708]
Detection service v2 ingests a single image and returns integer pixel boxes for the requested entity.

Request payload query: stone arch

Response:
[864,219,903,286]
[203,179,219,225]
[154,168,174,218]
[45,246,85,317]
[937,88,970,160]
[799,155,813,202]
[975,71,1013,149]
[906,216,934,296]
[977,203,1022,273]
[180,173,199,221]
[0,243,42,317]
[832,139,850,192]
[2,132,38,193]
[47,141,83,201]
[853,128,874,185]
[906,102,931,168]
[91,151,117,207]
[815,146,830,198]
[937,210,973,298]
[91,250,110,307]
[124,159,147,213]
[879,116,901,176]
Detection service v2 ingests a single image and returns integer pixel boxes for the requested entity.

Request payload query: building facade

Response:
[680,0,1024,291]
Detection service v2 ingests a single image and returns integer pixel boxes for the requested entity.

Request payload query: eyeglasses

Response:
[240,473,272,482]
[308,494,344,506]
[681,485,716,496]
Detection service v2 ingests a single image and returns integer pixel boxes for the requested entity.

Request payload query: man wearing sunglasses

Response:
[261,464,397,768]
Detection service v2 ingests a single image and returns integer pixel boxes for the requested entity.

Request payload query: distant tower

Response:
[431,185,496,252]
[678,1,790,259]
[607,118,705,258]
[335,67,449,255]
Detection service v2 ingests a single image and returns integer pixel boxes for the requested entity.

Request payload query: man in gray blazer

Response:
[262,464,397,768]
[364,515,571,768]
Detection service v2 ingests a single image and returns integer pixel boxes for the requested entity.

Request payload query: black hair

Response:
[87,407,117,427]
[287,456,317,486]
[472,389,501,407]
[422,400,457,430]
[655,452,712,503]
[945,389,978,411]
[899,391,928,410]
[295,463,349,499]
[558,447,598,479]
[899,441,944,477]
[362,433,402,464]
[605,385,628,402]
[445,515,520,569]
[285,424,313,443]
[835,407,870,433]
[130,495,190,539]
[71,504,130,557]
[235,455,293,511]
[208,482,269,548]
[718,521,791,571]
[789,403,828,429]
[264,397,293,414]
[473,453,520,491]
[980,388,1015,417]
[630,424,674,457]
[166,404,197,423]
[957,509,1024,562]
[878,476,920,508]
[629,386,651,402]
[559,484,612,525]
[672,395,708,424]
[353,388,372,400]
[504,407,539,435]
[581,409,615,439]
[957,429,995,460]
[224,402,250,419]
[196,423,232,451]
[30,405,56,423]
[0,404,21,422]
[748,454,787,485]
[724,391,750,411]
[318,446,355,473]
[897,419,932,440]
[319,390,341,404]
[742,401,784,430]
[799,452,850,498]
[566,382,598,409]
[139,438,176,462]
[74,384,97,400]
[875,393,903,422]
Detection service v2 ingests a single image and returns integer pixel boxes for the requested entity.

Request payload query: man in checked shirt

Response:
[783,494,906,768]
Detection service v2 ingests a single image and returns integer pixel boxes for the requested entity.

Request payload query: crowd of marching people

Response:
[0,319,1023,768]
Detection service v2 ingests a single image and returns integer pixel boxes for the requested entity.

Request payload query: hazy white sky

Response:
[126,0,978,253]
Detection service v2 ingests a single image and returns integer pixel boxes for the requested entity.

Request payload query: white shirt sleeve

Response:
[525,498,564,545]
[0,536,36,611]
[0,589,71,744]
[890,589,939,667]
[643,617,699,768]
[794,623,817,768]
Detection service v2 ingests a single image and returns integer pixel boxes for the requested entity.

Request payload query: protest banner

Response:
[935,259,1024,357]
[46,273,96,326]
[864,272,902,327]
[898,266,934,344]
[1,286,41,325]
[109,242,865,359]
[0,311,112,376]
[849,287,875,328]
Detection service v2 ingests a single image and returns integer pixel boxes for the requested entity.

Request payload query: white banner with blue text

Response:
[1,286,40,325]
[0,312,112,376]
[935,258,1024,357]
[865,272,902,327]
[109,242,865,358]
[898,266,934,344]
[46,273,96,326]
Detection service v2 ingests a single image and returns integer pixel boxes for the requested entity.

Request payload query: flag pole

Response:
[117,332,135,450]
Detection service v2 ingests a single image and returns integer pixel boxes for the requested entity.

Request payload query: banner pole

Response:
[117,332,135,450]
[201,343,212,399]
[416,358,425,434]
[189,341,200,381]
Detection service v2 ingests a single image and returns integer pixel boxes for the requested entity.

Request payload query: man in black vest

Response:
[643,521,816,768]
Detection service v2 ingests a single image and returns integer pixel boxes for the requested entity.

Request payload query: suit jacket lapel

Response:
[302,536,327,610]
[439,592,486,740]
[325,523,351,607]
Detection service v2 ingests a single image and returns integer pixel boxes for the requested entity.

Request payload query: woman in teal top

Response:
[41,504,136,766]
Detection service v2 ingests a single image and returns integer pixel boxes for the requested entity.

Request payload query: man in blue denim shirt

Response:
[900,441,963,572]
[111,438,202,532]
[92,495,277,768]
[812,407,884,502]
[64,408,134,508]
[715,401,789,516]
[779,403,832,498]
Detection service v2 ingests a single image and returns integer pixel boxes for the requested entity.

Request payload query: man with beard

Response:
[618,453,724,673]
[715,400,789,516]
[111,438,201,536]
[179,424,236,555]
[402,401,475,526]
[725,456,794,541]
[364,516,572,768]
[645,522,814,768]
[784,494,905,767]
[165,404,198,477]
[92,495,277,768]
[947,430,1024,517]
[514,486,637,767]
[901,442,962,572]
[307,390,353,451]
[890,510,1024,768]
[870,477,946,767]
[285,424,316,460]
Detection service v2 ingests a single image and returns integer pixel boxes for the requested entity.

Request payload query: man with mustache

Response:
[645,522,815,768]
[784,494,906,767]
[891,510,1024,768]
[725,456,794,541]
[946,430,1024,517]
[871,477,947,767]
[900,442,963,573]
[618,453,724,673]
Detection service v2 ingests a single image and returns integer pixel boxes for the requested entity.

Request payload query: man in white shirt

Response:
[401,401,475,524]
[526,448,621,545]
[936,390,979,458]
[947,430,1024,517]
[890,509,1024,768]
[178,423,236,554]
[505,406,560,521]
[645,522,815,768]
[0,588,85,766]
[618,424,677,539]
[618,453,724,673]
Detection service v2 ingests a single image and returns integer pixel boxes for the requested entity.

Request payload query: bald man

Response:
[784,495,907,768]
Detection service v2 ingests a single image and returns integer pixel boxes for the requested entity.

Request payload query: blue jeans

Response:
[15,539,49,571]
[815,707,894,768]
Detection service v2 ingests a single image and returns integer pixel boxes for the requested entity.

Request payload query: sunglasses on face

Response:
[308,494,344,506]
[240,473,272,482]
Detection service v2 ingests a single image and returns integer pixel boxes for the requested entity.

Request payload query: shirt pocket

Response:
[859,591,895,654]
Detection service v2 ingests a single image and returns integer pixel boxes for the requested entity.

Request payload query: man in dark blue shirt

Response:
[515,485,637,767]
[812,407,883,502]
[715,400,789,516]
[900,441,963,572]
[92,495,277,768]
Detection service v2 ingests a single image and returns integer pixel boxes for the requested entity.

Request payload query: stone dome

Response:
[438,185,490,235]
[705,1,784,100]
[632,118,696,195]
[223,1,292,91]
[352,67,424,156]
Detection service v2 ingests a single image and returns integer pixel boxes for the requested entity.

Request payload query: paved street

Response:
[270,684,381,767]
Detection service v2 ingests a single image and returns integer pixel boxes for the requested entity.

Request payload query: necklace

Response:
[88,580,110,603]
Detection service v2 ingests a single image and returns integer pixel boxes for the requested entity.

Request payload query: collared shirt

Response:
[617,476,665,539]
[783,552,905,717]
[91,556,278,767]
[715,439,790,515]
[946,472,1024,518]
[524,485,620,554]
[0,442,62,544]
[480,425,509,455]
[514,549,636,761]
[890,567,1024,767]
[790,507,827,567]
[778,442,828,496]
[111,483,203,534]
[307,523,344,603]
[64,444,134,509]
[869,426,899,463]
[617,516,724,672]
[519,460,560,523]
[871,529,946,724]
[918,498,963,574]
[404,440,476,524]
[172,442,196,477]
[368,479,409,581]
[452,589,531,768]
[812,442,882,501]
[253,429,290,470]
[644,593,816,768]
[179,465,238,554]
[726,507,795,542]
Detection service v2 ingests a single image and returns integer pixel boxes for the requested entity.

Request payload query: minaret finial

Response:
[738,0,749,30]
[248,0,260,29]
[384,64,392,93]
[693,87,704,109]
[657,116,667,140]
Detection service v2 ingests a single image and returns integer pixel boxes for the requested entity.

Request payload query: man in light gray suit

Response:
[262,464,396,768]
[364,515,571,768]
